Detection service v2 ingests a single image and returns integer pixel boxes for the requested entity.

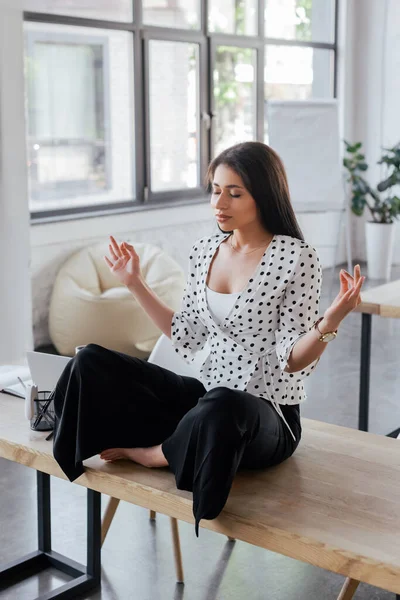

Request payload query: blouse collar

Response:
[198,232,278,330]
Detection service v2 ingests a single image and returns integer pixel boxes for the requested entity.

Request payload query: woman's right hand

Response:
[104,236,144,289]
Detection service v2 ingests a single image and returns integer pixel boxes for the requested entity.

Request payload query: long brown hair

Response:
[206,141,304,240]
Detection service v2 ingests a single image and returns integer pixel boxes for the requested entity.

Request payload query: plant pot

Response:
[365,221,396,280]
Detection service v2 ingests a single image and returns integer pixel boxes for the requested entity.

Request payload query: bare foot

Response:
[100,444,168,468]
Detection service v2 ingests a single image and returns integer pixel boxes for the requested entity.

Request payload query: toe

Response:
[100,448,118,460]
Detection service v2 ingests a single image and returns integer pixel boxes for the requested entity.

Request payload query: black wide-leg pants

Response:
[52,344,301,535]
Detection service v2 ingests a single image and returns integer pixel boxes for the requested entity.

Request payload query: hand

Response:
[104,236,143,289]
[322,264,365,330]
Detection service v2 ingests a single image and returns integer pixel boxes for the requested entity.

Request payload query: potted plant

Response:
[343,141,400,280]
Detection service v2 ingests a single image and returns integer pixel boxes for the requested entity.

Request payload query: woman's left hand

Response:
[323,264,365,330]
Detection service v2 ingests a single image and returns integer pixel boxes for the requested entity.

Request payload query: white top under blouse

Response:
[171,232,322,442]
[205,285,240,324]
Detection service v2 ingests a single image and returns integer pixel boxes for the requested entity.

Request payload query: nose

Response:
[211,189,229,209]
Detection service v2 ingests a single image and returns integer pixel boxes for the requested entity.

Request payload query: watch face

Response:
[322,332,336,342]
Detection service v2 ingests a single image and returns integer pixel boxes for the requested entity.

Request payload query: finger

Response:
[342,273,355,290]
[109,235,122,258]
[114,256,128,269]
[350,276,365,296]
[104,256,113,268]
[125,243,138,257]
[353,264,361,285]
[121,242,130,257]
[109,244,118,261]
[342,270,355,285]
[339,270,349,291]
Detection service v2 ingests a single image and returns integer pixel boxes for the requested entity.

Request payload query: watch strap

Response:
[314,317,338,342]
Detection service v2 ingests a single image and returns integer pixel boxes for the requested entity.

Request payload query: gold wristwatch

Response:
[314,317,338,342]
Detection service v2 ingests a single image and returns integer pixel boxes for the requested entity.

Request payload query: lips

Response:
[216,214,231,221]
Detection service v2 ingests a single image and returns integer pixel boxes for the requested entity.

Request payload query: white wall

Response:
[347,0,400,261]
[0,4,33,364]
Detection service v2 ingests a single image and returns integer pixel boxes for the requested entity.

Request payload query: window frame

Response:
[142,29,208,203]
[24,0,340,223]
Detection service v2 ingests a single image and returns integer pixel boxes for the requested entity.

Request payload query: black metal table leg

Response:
[358,313,372,432]
[38,471,51,552]
[0,470,101,599]
[87,488,101,583]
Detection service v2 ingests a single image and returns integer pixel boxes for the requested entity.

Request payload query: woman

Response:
[52,142,364,535]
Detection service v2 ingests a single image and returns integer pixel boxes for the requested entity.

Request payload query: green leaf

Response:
[377,172,400,192]
[344,140,362,154]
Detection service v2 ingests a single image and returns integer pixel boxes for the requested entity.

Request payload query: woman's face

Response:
[210,164,261,232]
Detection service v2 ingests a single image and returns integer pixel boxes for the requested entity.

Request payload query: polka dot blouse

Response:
[171,232,322,417]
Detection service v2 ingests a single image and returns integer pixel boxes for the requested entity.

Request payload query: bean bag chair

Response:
[49,241,185,357]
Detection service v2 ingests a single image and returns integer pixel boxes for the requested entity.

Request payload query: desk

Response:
[355,279,400,434]
[1,394,400,600]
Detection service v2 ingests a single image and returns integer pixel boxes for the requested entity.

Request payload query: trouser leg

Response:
[52,343,205,481]
[162,386,300,535]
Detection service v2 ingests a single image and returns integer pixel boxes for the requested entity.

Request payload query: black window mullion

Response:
[199,35,210,188]
[209,33,263,49]
[333,0,340,97]
[201,0,209,35]
[257,0,266,141]
[142,35,152,201]
[141,27,204,43]
[258,0,265,38]
[133,0,142,26]
[24,11,137,32]
[264,37,335,50]
[209,37,217,159]
[256,46,265,142]
[133,30,145,204]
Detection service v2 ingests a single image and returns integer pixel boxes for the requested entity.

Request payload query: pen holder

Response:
[30,391,55,432]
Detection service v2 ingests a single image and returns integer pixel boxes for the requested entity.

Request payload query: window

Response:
[25,22,134,213]
[213,46,256,157]
[148,40,200,192]
[142,0,200,29]
[209,0,258,36]
[24,0,338,219]
[265,0,336,43]
[265,46,334,101]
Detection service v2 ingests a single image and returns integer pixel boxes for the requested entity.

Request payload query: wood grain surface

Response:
[1,393,400,594]
[355,279,400,317]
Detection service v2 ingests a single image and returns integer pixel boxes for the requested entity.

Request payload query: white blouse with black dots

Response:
[171,232,323,441]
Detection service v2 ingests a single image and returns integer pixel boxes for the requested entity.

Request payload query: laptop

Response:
[26,351,71,392]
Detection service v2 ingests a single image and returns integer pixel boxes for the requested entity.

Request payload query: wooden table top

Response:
[356,278,400,317]
[1,393,400,594]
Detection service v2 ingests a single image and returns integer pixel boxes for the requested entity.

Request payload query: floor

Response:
[1,262,400,600]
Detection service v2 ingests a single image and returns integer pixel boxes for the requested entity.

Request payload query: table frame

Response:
[359,312,400,439]
[0,470,101,599]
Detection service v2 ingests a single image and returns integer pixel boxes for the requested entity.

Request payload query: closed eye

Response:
[212,189,241,198]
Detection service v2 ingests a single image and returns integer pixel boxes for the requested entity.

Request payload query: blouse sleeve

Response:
[170,250,209,363]
[275,244,322,381]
